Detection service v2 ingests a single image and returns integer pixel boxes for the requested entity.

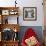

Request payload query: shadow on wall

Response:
[18,26,44,44]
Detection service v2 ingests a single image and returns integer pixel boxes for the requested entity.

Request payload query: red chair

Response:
[21,28,41,46]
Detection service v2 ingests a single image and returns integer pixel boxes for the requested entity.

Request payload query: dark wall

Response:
[18,26,44,43]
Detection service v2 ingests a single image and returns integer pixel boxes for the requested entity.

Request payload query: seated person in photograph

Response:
[21,28,41,46]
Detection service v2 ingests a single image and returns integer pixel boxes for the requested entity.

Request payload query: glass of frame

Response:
[8,16,18,24]
[23,7,37,21]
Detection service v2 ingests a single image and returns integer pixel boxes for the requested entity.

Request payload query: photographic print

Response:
[23,7,37,21]
[2,10,9,15]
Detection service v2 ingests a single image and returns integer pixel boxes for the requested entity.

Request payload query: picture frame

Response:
[23,7,37,21]
[2,10,9,15]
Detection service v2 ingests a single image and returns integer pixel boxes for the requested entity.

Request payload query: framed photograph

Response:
[2,10,9,15]
[9,10,18,15]
[23,7,37,21]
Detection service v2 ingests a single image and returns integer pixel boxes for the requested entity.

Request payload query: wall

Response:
[18,0,44,26]
[0,0,44,26]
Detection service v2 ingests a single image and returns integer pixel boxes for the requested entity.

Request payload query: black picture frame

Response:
[23,7,37,21]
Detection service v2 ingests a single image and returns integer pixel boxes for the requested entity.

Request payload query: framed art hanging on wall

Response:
[23,7,37,21]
